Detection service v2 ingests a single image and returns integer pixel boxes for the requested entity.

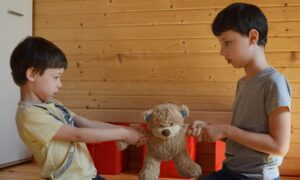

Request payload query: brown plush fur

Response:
[139,103,202,180]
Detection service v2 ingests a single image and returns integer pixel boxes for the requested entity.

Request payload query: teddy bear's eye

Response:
[170,123,173,126]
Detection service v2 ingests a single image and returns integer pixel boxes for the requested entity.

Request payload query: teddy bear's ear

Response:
[143,110,153,122]
[179,104,189,118]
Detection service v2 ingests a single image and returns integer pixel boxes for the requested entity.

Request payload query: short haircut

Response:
[10,36,68,86]
[212,3,268,46]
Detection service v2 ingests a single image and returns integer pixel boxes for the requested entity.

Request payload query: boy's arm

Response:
[73,114,120,129]
[52,115,147,145]
[205,106,291,156]
[53,125,129,143]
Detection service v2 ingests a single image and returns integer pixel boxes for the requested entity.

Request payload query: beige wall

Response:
[34,0,300,175]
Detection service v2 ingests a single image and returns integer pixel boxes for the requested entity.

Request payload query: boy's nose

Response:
[219,47,226,57]
[58,79,62,88]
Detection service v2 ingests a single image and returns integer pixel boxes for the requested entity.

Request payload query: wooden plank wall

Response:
[33,0,300,176]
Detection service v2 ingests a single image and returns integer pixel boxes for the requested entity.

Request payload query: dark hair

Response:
[10,36,68,86]
[212,3,268,46]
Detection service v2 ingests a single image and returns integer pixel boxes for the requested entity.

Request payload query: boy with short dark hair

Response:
[188,3,291,180]
[10,36,147,180]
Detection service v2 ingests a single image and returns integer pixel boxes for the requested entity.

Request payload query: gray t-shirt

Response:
[224,67,291,180]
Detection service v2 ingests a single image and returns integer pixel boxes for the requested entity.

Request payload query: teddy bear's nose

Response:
[162,129,171,137]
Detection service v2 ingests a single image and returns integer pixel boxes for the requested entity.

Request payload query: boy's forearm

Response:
[74,115,119,129]
[227,108,291,156]
[226,126,288,156]
[68,126,127,143]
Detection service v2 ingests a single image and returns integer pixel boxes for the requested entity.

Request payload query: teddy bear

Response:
[118,103,202,180]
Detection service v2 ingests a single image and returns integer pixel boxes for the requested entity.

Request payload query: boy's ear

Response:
[248,29,259,45]
[26,67,37,82]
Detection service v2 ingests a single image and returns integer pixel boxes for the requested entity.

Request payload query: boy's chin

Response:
[232,65,243,68]
[42,97,52,102]
[230,62,244,68]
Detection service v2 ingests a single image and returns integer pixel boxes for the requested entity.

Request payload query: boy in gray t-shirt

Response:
[188,3,291,180]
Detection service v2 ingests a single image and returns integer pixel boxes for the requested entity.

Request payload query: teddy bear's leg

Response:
[139,155,161,180]
[174,149,202,178]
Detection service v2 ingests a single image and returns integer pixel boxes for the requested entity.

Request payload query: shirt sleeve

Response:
[18,107,64,145]
[265,74,292,115]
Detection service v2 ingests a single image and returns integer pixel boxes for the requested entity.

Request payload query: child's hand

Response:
[187,120,207,141]
[202,124,228,142]
[123,126,148,147]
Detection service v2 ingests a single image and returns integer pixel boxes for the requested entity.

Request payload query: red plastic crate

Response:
[86,123,129,175]
[127,143,147,169]
[127,124,147,169]
[196,140,225,175]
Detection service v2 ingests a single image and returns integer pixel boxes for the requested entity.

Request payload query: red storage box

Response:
[127,123,147,169]
[127,143,147,169]
[196,140,225,175]
[159,136,197,178]
[86,123,129,175]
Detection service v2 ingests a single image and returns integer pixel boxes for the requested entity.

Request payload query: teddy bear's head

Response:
[143,103,189,139]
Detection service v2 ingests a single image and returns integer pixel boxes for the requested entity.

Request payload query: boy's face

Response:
[32,68,64,102]
[217,30,255,68]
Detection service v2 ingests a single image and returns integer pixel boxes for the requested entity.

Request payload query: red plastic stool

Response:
[127,123,147,169]
[196,140,226,175]
[86,123,129,175]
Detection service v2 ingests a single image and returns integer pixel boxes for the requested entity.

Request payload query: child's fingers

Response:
[135,136,148,147]
[197,121,208,128]
[202,127,215,142]
[190,123,197,128]
[187,129,192,135]
[191,127,203,137]
[186,124,192,135]
[202,130,209,142]
[201,127,211,142]
[190,121,207,131]
[195,127,202,137]
[190,127,197,136]
[197,130,204,142]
